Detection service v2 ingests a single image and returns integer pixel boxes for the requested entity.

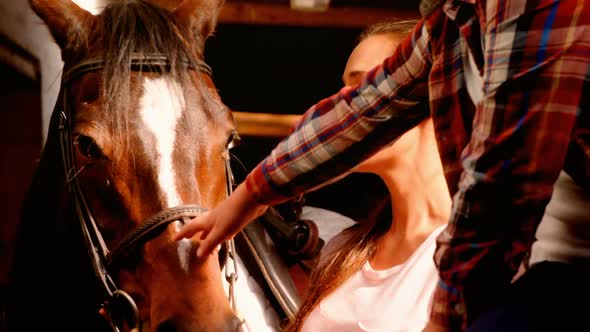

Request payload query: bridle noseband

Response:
[58,53,238,331]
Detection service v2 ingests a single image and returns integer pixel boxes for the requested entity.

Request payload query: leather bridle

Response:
[58,53,239,331]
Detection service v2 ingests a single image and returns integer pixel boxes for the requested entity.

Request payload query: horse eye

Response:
[75,135,104,159]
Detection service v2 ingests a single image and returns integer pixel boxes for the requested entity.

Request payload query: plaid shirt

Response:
[245,0,590,329]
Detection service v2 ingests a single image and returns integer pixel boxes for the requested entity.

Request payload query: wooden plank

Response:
[218,2,420,28]
[233,111,301,137]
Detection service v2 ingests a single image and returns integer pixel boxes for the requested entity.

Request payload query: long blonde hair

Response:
[283,205,391,331]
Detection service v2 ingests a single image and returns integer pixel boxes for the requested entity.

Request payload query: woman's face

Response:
[343,32,419,174]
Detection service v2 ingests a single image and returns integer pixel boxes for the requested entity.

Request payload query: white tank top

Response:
[301,225,445,332]
[530,171,590,264]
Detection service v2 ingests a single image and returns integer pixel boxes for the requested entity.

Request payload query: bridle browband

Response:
[58,53,238,331]
[62,54,212,83]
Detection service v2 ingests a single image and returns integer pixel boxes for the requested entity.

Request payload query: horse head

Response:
[8,1,243,331]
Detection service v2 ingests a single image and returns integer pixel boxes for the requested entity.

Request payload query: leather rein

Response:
[58,53,239,331]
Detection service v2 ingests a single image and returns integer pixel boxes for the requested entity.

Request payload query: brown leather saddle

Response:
[234,202,324,322]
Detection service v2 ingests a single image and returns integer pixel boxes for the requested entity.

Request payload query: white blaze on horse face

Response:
[139,76,185,208]
[177,235,192,273]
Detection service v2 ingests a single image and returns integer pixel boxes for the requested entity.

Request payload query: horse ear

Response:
[174,0,224,43]
[29,0,96,58]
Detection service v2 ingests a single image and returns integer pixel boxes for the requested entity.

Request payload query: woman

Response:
[285,20,451,332]
[175,19,450,331]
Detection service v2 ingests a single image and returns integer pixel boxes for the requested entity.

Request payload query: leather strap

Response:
[236,221,302,320]
[108,205,207,268]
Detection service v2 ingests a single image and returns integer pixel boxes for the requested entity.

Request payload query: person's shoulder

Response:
[433,224,446,235]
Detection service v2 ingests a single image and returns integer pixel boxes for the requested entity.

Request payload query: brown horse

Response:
[5,1,250,331]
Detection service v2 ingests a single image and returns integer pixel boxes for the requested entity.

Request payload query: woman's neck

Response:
[382,161,450,239]
[370,142,451,270]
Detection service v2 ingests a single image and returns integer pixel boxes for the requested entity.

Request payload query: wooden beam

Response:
[233,111,302,137]
[218,3,420,28]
